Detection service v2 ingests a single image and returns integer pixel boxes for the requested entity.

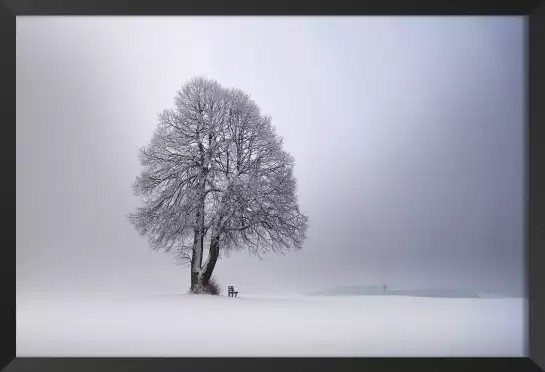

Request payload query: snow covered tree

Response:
[128,78,308,293]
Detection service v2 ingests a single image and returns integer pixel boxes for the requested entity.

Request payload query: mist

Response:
[16,16,525,297]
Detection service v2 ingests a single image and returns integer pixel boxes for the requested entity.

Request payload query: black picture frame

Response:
[2,1,544,371]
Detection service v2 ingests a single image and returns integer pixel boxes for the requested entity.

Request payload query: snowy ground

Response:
[16,292,527,357]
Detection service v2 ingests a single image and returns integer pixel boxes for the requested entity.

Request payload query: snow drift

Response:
[17,291,526,357]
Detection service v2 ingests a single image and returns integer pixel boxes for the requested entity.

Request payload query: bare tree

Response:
[128,78,308,293]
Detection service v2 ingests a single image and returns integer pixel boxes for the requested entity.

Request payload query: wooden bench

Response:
[228,286,238,297]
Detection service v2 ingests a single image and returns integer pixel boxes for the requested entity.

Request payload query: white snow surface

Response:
[17,291,527,357]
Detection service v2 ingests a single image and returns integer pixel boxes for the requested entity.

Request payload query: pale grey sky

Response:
[16,16,525,296]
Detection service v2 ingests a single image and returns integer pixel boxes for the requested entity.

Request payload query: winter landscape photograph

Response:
[16,16,526,357]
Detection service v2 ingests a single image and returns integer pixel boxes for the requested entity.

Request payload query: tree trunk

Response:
[190,226,205,292]
[190,227,203,292]
[200,235,220,286]
[190,177,206,293]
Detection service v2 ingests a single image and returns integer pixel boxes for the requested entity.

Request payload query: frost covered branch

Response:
[128,77,308,293]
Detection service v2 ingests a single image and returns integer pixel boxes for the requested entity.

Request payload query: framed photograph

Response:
[3,1,544,371]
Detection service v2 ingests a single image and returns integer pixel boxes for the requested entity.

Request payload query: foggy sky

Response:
[16,16,525,296]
